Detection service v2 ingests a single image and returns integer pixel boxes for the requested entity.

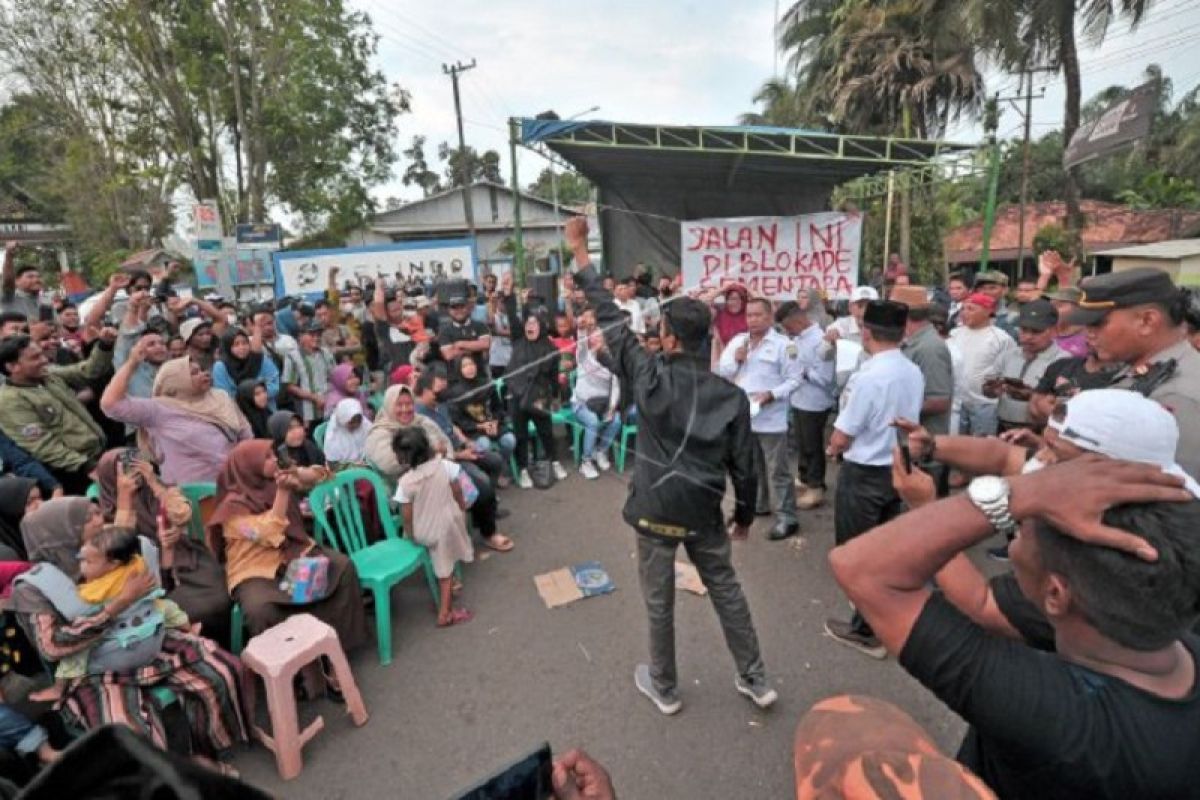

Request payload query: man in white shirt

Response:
[821,285,877,358]
[824,300,924,658]
[948,292,1015,438]
[613,276,646,336]
[779,302,836,510]
[717,297,801,540]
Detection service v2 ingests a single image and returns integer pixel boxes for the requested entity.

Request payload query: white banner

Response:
[273,239,476,296]
[680,211,862,299]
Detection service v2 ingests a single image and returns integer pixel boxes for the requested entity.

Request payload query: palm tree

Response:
[970,0,1154,248]
[764,0,984,264]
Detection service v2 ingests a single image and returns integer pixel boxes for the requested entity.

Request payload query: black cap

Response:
[1017,299,1059,331]
[447,295,467,306]
[298,321,323,335]
[863,300,908,330]
[1066,267,1181,325]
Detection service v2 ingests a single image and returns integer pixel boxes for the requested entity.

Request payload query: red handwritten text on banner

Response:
[680,212,862,299]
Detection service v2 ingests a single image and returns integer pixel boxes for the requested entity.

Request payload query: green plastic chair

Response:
[178,482,216,544]
[178,482,246,655]
[313,421,328,454]
[85,483,99,501]
[613,422,638,473]
[309,468,439,666]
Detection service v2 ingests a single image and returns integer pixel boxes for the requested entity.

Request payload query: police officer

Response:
[1067,266,1200,479]
[565,217,777,716]
[824,300,924,658]
[717,298,801,540]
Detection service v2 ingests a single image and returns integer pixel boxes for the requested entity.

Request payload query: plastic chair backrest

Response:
[178,482,217,543]
[368,393,384,413]
[86,483,100,501]
[308,468,398,555]
[313,422,328,454]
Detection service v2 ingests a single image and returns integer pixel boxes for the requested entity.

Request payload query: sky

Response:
[358,0,1200,205]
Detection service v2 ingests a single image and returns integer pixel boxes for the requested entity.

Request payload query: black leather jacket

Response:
[577,266,756,533]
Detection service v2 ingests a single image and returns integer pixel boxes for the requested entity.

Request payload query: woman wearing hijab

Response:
[323,364,372,421]
[236,380,272,439]
[365,384,452,475]
[211,327,280,406]
[323,399,373,465]
[208,441,367,658]
[0,476,41,561]
[711,283,750,363]
[445,354,515,466]
[101,347,252,485]
[366,384,512,552]
[504,298,563,489]
[95,449,231,645]
[268,411,326,470]
[11,498,247,772]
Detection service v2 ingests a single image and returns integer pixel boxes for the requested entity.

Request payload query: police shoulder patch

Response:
[20,423,42,440]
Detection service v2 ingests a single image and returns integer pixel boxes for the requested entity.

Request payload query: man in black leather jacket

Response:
[565,217,777,715]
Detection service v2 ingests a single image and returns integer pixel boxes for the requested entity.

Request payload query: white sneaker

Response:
[580,460,600,480]
[518,469,533,490]
[552,461,568,481]
[594,450,612,472]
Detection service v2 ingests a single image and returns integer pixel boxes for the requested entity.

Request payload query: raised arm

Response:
[896,418,1027,477]
[370,278,388,322]
[566,218,653,390]
[101,337,146,413]
[85,272,129,332]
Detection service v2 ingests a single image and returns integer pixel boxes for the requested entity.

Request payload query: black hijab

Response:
[236,379,272,439]
[0,476,36,560]
[506,308,559,405]
[266,410,325,468]
[219,328,264,385]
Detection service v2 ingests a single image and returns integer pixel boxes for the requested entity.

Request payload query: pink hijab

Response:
[324,363,372,420]
[713,284,750,345]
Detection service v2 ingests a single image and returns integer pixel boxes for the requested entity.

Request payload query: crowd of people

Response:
[1,224,1199,798]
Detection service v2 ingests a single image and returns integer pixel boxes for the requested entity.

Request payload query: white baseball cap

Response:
[1049,389,1200,498]
[179,317,211,344]
[849,286,880,303]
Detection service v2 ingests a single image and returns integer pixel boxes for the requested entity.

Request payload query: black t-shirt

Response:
[1035,356,1119,396]
[900,592,1200,799]
[990,573,1056,652]
[437,317,489,349]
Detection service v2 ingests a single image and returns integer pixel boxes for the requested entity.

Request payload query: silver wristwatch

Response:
[967,476,1018,538]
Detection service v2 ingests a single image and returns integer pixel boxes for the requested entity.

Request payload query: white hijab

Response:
[324,398,372,463]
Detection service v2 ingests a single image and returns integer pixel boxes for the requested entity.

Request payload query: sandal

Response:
[484,533,514,552]
[437,608,474,627]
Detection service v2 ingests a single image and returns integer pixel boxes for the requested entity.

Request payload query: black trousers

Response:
[791,409,830,489]
[834,460,905,636]
[511,405,557,469]
[834,461,905,545]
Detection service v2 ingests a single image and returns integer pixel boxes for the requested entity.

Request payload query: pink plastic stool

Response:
[240,613,369,779]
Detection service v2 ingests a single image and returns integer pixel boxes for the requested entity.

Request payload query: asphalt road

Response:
[233,461,965,798]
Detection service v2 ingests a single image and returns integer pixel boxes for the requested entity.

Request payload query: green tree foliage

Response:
[0,0,407,258]
[401,136,442,197]
[969,0,1155,241]
[437,143,503,187]
[526,168,592,208]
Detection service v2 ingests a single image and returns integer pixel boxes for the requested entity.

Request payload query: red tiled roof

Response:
[944,200,1200,263]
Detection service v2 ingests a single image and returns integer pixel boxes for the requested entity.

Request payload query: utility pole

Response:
[1003,66,1049,279]
[443,59,478,245]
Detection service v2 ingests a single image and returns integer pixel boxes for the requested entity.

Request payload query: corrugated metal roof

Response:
[1093,239,1200,259]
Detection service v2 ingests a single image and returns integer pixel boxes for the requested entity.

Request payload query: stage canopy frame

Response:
[508,117,978,280]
